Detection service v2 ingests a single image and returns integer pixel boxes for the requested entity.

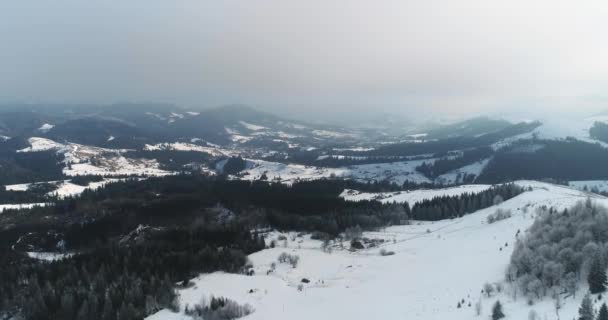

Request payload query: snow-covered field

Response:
[240,159,433,184]
[341,184,493,205]
[492,115,608,150]
[26,251,74,261]
[5,179,118,199]
[144,142,234,157]
[0,203,48,213]
[18,137,173,177]
[50,179,119,198]
[148,181,608,320]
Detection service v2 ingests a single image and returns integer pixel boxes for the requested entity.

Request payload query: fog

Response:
[2,1,608,122]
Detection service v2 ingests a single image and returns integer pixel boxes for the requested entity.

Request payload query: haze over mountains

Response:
[0,103,607,189]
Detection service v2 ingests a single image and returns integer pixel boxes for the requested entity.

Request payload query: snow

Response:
[230,135,254,143]
[491,115,608,150]
[17,137,65,152]
[146,310,190,320]
[434,158,491,184]
[51,179,118,198]
[144,143,232,157]
[26,251,73,261]
[225,127,240,135]
[407,133,428,138]
[107,136,115,142]
[239,159,434,184]
[148,181,608,320]
[0,203,48,213]
[18,137,174,177]
[332,147,375,152]
[569,180,608,193]
[312,129,354,138]
[186,111,200,116]
[64,157,171,177]
[239,121,268,131]
[4,183,32,191]
[5,179,117,198]
[38,123,54,132]
[341,184,493,205]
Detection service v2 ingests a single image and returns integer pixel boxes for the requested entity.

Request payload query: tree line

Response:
[410,183,523,221]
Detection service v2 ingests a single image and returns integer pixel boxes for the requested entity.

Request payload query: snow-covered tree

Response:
[588,256,607,294]
[599,303,608,320]
[483,282,494,297]
[475,298,482,316]
[491,300,505,320]
[579,294,594,320]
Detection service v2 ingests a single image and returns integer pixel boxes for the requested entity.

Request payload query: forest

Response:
[508,200,608,304]
[477,139,608,183]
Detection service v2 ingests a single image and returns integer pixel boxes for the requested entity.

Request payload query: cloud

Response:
[1,0,608,120]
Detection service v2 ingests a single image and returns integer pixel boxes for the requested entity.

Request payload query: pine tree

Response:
[76,299,90,319]
[589,256,607,294]
[102,297,114,320]
[579,294,595,320]
[492,300,505,320]
[598,303,608,320]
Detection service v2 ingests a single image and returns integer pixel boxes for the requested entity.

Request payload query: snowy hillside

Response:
[341,184,493,205]
[18,137,172,177]
[147,181,608,320]
[240,159,433,184]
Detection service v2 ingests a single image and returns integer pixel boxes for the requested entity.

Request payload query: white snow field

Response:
[492,115,608,150]
[26,251,74,261]
[148,181,608,320]
[144,142,234,157]
[0,203,48,213]
[50,179,119,198]
[341,184,493,205]
[240,159,433,184]
[18,137,172,177]
[5,179,119,199]
[239,121,268,131]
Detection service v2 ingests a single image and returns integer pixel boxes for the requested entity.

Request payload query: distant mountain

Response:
[412,116,514,140]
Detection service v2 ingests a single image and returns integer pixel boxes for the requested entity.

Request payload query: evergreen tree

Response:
[101,297,114,320]
[76,299,90,320]
[598,303,608,320]
[491,300,505,320]
[589,256,607,294]
[579,294,595,320]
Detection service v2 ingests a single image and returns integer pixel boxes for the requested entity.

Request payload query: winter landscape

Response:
[5,1,608,320]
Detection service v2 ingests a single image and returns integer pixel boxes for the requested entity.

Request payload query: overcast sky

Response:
[2,0,608,121]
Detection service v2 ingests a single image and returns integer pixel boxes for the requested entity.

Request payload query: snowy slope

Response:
[341,184,493,205]
[434,158,491,184]
[0,203,48,213]
[569,180,608,193]
[50,179,119,198]
[492,115,608,150]
[148,181,607,320]
[18,137,172,177]
[240,159,433,184]
[144,142,234,157]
